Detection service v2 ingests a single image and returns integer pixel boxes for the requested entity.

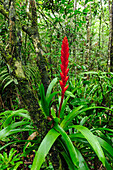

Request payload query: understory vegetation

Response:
[0,0,113,169]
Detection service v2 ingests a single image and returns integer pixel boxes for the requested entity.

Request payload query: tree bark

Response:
[28,0,50,92]
[110,0,113,72]
[73,0,77,77]
[0,0,50,92]
[0,0,48,137]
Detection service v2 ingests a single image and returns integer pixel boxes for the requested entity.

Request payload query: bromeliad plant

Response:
[31,37,113,170]
[58,36,69,118]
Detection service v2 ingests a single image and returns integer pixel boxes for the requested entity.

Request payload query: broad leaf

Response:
[97,137,113,158]
[3,109,30,127]
[31,128,60,170]
[54,124,79,167]
[75,148,89,170]
[39,84,49,116]
[70,125,105,166]
[0,121,34,139]
[61,106,113,130]
[105,159,113,170]
[46,77,58,99]
[60,106,83,130]
[48,91,60,104]
[61,151,77,170]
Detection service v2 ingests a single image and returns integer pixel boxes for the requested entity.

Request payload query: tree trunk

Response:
[0,0,48,138]
[27,0,50,92]
[110,0,113,72]
[84,1,90,66]
[73,0,77,77]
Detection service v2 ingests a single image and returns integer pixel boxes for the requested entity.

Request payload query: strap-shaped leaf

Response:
[59,136,89,170]
[60,106,83,130]
[31,128,60,170]
[70,125,105,166]
[60,87,78,119]
[3,79,13,89]
[3,109,30,127]
[61,106,113,130]
[54,124,79,167]
[0,121,33,139]
[48,91,60,104]
[61,151,77,170]
[46,77,58,99]
[39,84,49,116]
[0,140,37,152]
[105,159,113,170]
[97,137,113,158]
[80,71,98,75]
[13,161,23,170]
[75,148,89,170]
[0,110,12,117]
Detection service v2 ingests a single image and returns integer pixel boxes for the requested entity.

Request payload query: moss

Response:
[6,54,12,61]
[14,61,25,79]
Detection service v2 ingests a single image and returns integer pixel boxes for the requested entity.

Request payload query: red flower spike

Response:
[60,73,65,81]
[59,80,64,89]
[65,76,69,82]
[64,85,69,93]
[58,36,69,118]
[65,68,69,76]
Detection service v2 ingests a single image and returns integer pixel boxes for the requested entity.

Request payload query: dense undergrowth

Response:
[0,69,113,169]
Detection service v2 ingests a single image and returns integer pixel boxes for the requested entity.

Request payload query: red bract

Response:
[58,36,69,118]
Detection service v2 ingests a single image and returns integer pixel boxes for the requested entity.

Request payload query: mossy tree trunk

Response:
[0,1,64,169]
[22,0,50,92]
[0,0,47,137]
[110,0,113,72]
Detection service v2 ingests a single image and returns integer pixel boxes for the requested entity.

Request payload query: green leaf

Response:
[46,78,58,100]
[0,72,9,79]
[75,148,89,170]
[61,106,113,130]
[0,153,5,161]
[0,140,36,151]
[13,161,23,170]
[105,159,113,170]
[60,140,89,170]
[0,110,12,117]
[60,106,83,130]
[50,107,56,118]
[3,109,30,127]
[31,128,60,170]
[97,137,113,158]
[0,121,33,139]
[60,87,79,119]
[70,125,105,166]
[61,151,77,170]
[39,84,49,116]
[65,90,75,98]
[80,116,89,126]
[92,127,113,133]
[3,152,8,161]
[85,0,88,5]
[83,7,89,13]
[80,71,98,75]
[48,91,59,104]
[54,124,79,167]
[63,14,66,19]
[9,148,17,162]
[74,9,81,15]
[3,79,13,89]
[87,84,98,97]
